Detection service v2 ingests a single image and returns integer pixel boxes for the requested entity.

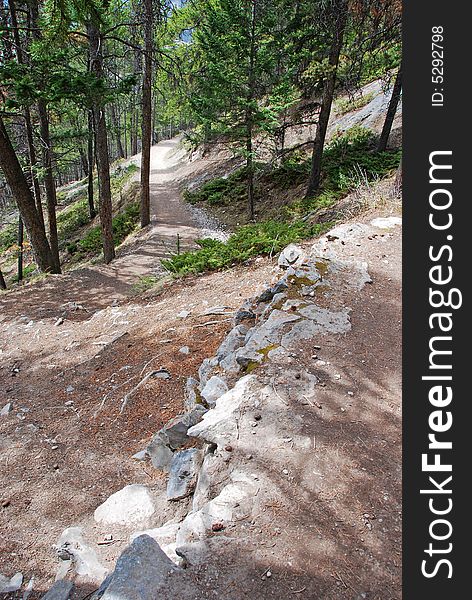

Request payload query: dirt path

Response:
[0,138,217,321]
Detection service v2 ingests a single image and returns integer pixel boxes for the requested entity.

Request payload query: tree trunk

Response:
[8,0,44,228]
[38,99,61,273]
[88,19,115,264]
[87,111,97,219]
[246,0,257,221]
[0,116,54,273]
[377,63,402,152]
[17,216,23,282]
[140,0,153,228]
[305,0,348,198]
[111,103,125,159]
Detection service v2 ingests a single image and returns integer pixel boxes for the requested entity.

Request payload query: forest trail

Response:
[0,137,216,321]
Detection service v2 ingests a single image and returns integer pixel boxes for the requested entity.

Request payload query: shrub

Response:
[0,223,17,253]
[321,126,401,191]
[184,167,252,206]
[162,220,329,276]
[70,202,140,259]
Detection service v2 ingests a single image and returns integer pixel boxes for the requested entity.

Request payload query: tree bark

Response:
[8,0,44,228]
[0,116,54,273]
[87,111,97,219]
[17,216,23,282]
[246,0,257,221]
[305,0,348,198]
[140,0,153,228]
[111,103,125,159]
[88,19,115,263]
[38,99,61,273]
[377,63,402,152]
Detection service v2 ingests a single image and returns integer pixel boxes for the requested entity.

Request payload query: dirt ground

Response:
[1,124,401,598]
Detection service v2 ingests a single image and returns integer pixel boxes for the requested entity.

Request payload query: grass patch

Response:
[183,166,261,207]
[57,198,91,246]
[335,92,375,115]
[162,220,329,276]
[67,202,140,259]
[131,275,161,294]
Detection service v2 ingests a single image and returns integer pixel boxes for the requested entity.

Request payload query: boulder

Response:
[41,580,74,600]
[146,437,174,471]
[200,376,228,408]
[197,357,219,388]
[159,405,207,450]
[55,527,107,583]
[167,449,203,501]
[94,485,155,526]
[188,376,255,446]
[215,324,248,362]
[277,244,305,268]
[0,572,23,594]
[96,535,183,600]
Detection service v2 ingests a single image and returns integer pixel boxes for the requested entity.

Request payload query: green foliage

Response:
[12,263,37,282]
[0,223,18,253]
[184,168,249,206]
[322,126,401,191]
[69,202,140,259]
[162,220,328,276]
[335,92,375,115]
[57,198,91,246]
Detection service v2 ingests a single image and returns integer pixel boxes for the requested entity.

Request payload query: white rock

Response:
[55,527,107,583]
[189,376,255,445]
[370,216,402,229]
[278,244,305,268]
[94,484,155,526]
[0,402,13,416]
[179,346,190,354]
[200,376,228,407]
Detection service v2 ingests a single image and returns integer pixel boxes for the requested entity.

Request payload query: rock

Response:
[234,301,256,325]
[54,317,64,327]
[146,439,174,471]
[131,450,148,461]
[188,376,255,446]
[178,346,190,355]
[176,471,258,549]
[197,357,219,387]
[152,368,171,380]
[167,448,203,501]
[96,535,183,600]
[55,527,107,583]
[130,522,181,564]
[192,451,228,512]
[56,528,106,580]
[177,310,190,319]
[41,580,74,600]
[159,405,207,450]
[277,244,305,268]
[65,386,74,394]
[371,216,402,229]
[184,377,199,410]
[0,402,12,416]
[200,376,228,407]
[0,572,23,594]
[215,325,248,362]
[94,485,155,526]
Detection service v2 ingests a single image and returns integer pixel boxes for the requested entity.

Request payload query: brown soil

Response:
[0,133,401,599]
